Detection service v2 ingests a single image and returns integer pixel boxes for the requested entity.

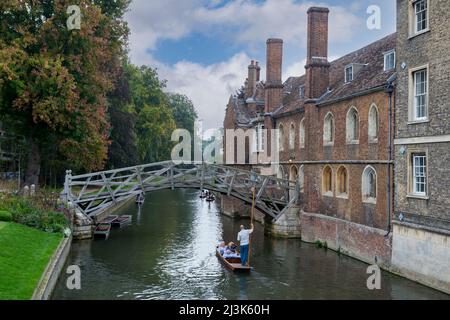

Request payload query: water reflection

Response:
[52,189,449,300]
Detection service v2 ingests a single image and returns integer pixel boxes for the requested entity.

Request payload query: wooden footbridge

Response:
[63,161,299,222]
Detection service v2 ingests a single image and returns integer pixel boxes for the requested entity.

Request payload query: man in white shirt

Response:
[237,224,254,266]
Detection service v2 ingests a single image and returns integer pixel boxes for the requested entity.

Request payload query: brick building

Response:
[391,0,450,293]
[223,7,397,266]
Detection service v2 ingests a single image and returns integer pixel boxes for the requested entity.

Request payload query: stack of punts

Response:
[112,215,132,228]
[99,215,118,224]
[94,223,112,239]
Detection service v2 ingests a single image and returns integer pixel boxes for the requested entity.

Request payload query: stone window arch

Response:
[346,107,360,143]
[323,112,335,145]
[278,123,285,152]
[289,122,295,150]
[299,165,305,193]
[336,166,349,198]
[362,166,377,203]
[322,165,333,196]
[277,165,285,180]
[299,118,305,149]
[368,104,379,142]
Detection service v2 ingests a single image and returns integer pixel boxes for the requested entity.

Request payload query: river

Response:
[52,189,449,300]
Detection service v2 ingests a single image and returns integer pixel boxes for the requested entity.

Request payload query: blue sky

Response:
[125,0,396,129]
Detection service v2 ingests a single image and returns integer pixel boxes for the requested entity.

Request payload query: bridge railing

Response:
[63,161,299,221]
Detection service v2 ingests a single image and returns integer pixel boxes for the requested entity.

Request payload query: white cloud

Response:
[125,0,365,129]
[156,53,251,130]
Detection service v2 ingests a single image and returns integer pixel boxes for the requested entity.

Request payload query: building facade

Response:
[223,7,397,267]
[391,0,450,293]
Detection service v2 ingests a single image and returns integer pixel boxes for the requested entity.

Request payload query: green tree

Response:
[0,0,130,186]
[167,93,198,133]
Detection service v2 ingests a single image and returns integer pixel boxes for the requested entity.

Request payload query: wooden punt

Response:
[215,249,252,272]
[94,223,111,239]
[111,215,132,228]
[99,215,118,224]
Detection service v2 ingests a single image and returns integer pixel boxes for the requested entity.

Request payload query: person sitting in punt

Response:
[223,242,240,258]
[217,241,226,255]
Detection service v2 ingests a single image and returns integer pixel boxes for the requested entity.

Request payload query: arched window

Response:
[299,165,305,193]
[277,165,285,180]
[323,112,335,144]
[362,166,377,203]
[368,104,379,142]
[346,107,359,143]
[322,165,333,195]
[289,123,295,150]
[278,124,284,152]
[289,165,298,199]
[299,118,305,149]
[337,166,349,197]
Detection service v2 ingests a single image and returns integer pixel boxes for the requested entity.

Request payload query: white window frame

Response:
[407,149,429,199]
[414,0,428,34]
[345,65,353,83]
[299,118,305,149]
[384,50,396,71]
[409,0,430,38]
[346,107,360,144]
[299,85,305,99]
[412,154,427,196]
[408,65,429,123]
[362,166,377,204]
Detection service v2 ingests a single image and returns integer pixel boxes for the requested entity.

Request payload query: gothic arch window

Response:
[346,107,360,143]
[278,123,285,152]
[289,123,295,150]
[336,166,349,198]
[368,104,379,142]
[362,166,377,203]
[323,112,335,145]
[277,165,285,180]
[299,118,305,149]
[322,165,333,196]
[299,165,305,193]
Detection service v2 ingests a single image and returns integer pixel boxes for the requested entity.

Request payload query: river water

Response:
[52,189,448,300]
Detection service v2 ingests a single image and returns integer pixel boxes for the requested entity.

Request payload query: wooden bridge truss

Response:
[63,161,299,222]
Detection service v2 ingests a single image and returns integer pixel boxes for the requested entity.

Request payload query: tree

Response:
[167,93,198,133]
[0,0,130,186]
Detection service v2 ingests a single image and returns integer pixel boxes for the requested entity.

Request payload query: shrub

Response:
[0,211,12,222]
[0,195,68,233]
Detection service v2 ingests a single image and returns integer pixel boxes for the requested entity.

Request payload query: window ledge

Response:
[363,198,377,205]
[323,142,334,147]
[347,140,360,145]
[408,119,430,125]
[369,138,378,144]
[336,194,349,200]
[407,194,429,200]
[322,191,333,198]
[408,28,430,40]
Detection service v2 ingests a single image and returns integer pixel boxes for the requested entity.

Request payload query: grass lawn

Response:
[0,222,63,300]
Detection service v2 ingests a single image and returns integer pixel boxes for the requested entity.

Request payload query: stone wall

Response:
[391,223,450,294]
[300,211,392,267]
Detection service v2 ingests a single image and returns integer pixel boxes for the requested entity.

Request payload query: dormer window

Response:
[299,86,305,99]
[384,50,396,71]
[345,65,353,83]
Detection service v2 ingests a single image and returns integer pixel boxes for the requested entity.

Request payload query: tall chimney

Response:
[265,38,283,113]
[246,60,258,97]
[305,7,330,100]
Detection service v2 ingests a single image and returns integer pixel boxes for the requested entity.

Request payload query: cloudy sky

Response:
[125,0,396,130]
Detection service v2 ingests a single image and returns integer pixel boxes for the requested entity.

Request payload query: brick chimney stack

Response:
[265,38,283,113]
[305,7,330,100]
[246,60,258,97]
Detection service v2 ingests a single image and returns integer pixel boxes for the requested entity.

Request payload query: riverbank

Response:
[0,222,63,300]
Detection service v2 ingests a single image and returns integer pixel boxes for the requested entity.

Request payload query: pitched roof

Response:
[227,33,396,124]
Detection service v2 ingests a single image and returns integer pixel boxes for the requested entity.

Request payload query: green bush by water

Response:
[0,210,12,222]
[0,195,68,233]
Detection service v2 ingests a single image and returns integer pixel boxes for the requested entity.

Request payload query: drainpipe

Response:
[384,73,396,236]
